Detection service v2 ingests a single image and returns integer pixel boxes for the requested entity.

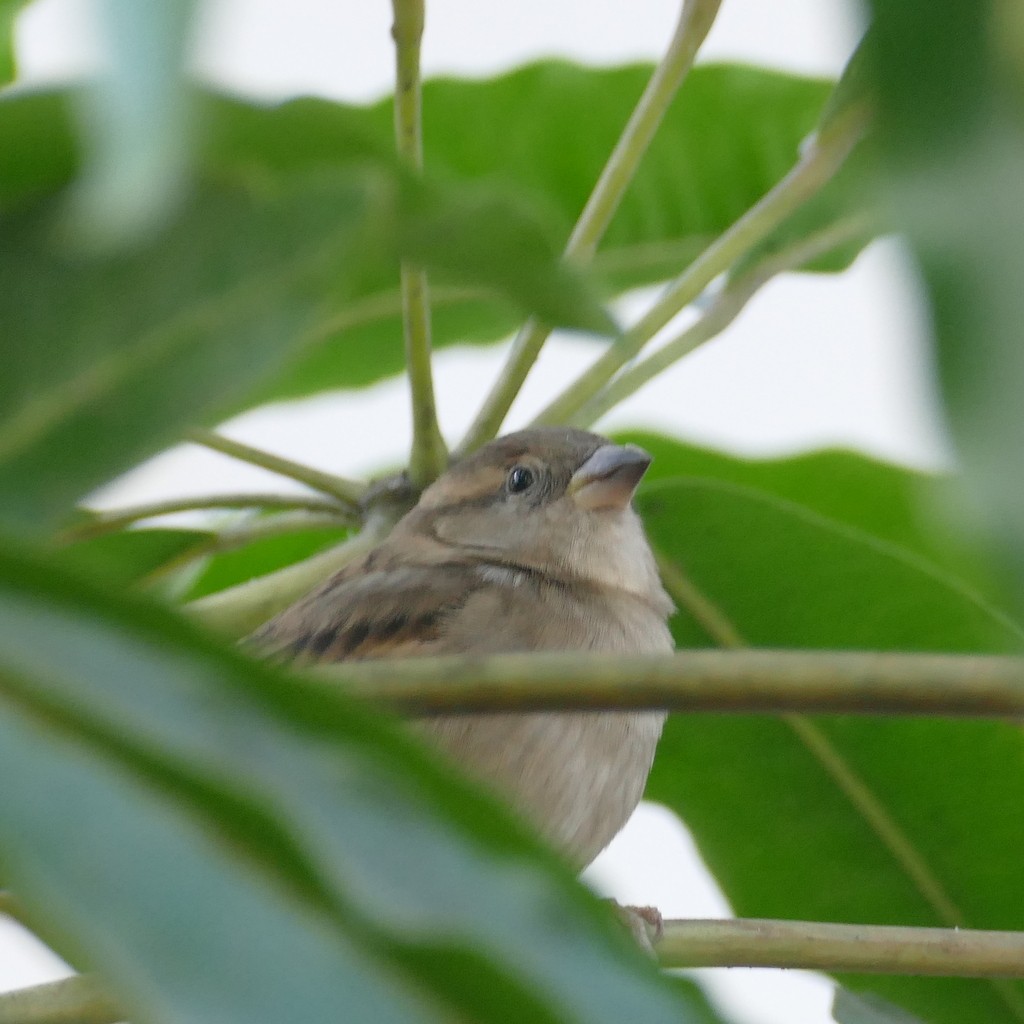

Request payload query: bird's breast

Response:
[424,575,673,867]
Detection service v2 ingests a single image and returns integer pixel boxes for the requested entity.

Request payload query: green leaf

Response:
[57,526,209,587]
[621,430,1003,597]
[257,61,850,401]
[0,541,717,1024]
[833,987,931,1024]
[638,477,1024,1024]
[865,0,1024,600]
[0,60,848,402]
[182,523,349,600]
[0,172,376,534]
[0,159,608,533]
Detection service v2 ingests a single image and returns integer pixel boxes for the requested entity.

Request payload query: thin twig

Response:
[139,511,352,588]
[392,0,448,486]
[657,919,1024,977]
[574,213,874,426]
[531,103,871,427]
[307,649,1024,718]
[457,0,723,454]
[185,518,391,638]
[59,493,347,543]
[187,430,366,508]
[0,975,119,1024]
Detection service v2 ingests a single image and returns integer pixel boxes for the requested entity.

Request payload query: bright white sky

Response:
[2,3,948,1023]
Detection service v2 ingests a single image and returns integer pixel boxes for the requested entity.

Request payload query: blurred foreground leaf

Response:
[0,61,860,403]
[0,91,610,531]
[0,542,721,1024]
[867,0,1024,600]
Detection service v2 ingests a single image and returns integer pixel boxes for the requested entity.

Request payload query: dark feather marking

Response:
[377,612,409,640]
[342,620,371,653]
[308,629,337,656]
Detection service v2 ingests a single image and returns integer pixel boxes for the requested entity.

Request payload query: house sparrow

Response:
[250,427,674,869]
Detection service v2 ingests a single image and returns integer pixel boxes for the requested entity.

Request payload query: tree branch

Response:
[187,430,366,508]
[307,649,1024,718]
[657,919,1024,977]
[457,0,723,453]
[532,103,871,428]
[2,918,1020,1024]
[392,0,448,486]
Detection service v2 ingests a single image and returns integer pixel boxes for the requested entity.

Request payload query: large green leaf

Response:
[57,526,209,587]
[0,62,847,401]
[833,987,930,1024]
[638,476,1024,1024]
[622,430,1003,596]
[258,61,849,402]
[866,0,1024,600]
[0,156,608,533]
[0,172,375,533]
[0,541,722,1024]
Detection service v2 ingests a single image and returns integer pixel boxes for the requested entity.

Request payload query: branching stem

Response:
[573,213,874,426]
[392,0,448,486]
[60,493,347,542]
[185,514,394,637]
[457,0,723,453]
[140,511,352,587]
[532,104,871,427]
[187,430,366,508]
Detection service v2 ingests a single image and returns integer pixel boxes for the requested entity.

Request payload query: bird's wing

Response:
[247,551,514,663]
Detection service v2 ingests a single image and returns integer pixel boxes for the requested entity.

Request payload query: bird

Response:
[249,426,675,870]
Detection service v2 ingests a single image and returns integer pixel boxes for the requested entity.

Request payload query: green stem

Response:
[392,0,447,486]
[532,103,871,427]
[185,516,392,638]
[59,493,346,543]
[187,430,366,508]
[574,213,874,426]
[457,0,723,454]
[309,649,1024,718]
[5,920,1020,1024]
[656,919,1024,976]
[140,511,352,588]
[0,976,119,1024]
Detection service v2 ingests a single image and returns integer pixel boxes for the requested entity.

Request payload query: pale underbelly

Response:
[422,709,666,868]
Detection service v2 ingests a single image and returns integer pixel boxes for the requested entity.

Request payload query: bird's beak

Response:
[567,444,652,510]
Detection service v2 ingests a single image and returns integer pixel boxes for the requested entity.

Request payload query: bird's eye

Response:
[506,465,535,493]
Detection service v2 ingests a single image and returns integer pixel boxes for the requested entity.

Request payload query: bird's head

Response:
[395,427,667,607]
